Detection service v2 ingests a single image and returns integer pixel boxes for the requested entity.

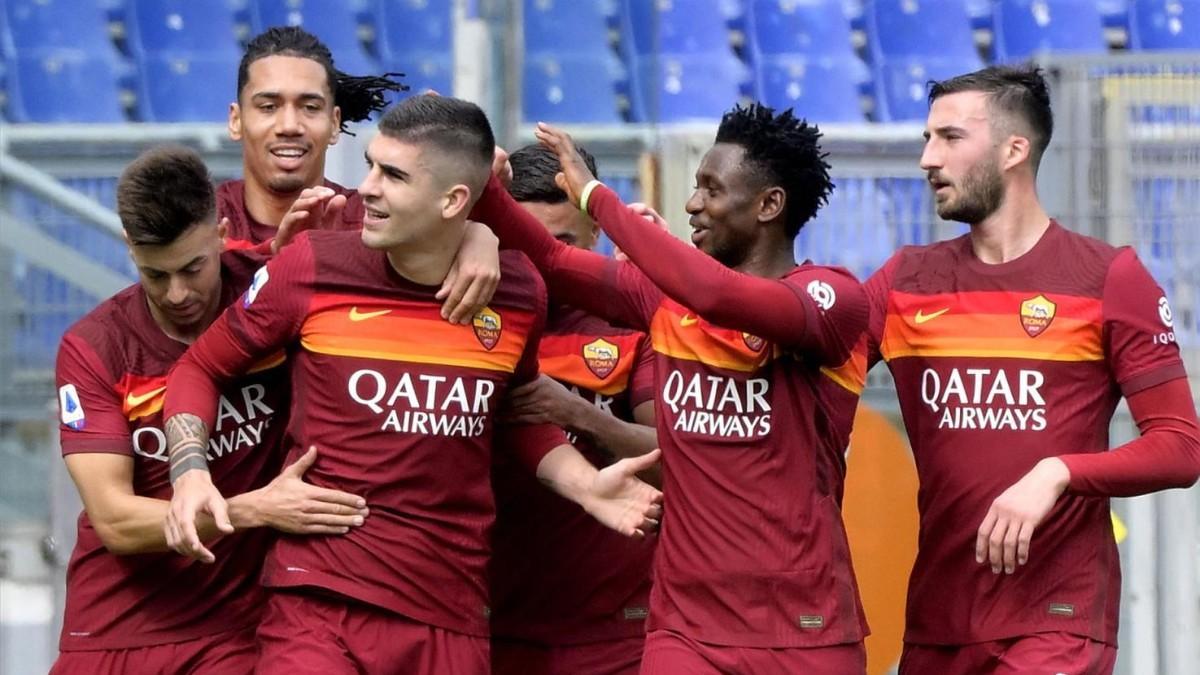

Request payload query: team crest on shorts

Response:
[472,307,502,350]
[742,332,765,352]
[1019,294,1057,337]
[583,338,619,379]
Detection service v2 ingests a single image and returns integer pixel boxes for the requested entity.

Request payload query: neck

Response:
[242,171,323,228]
[969,183,1050,264]
[733,231,797,278]
[385,222,466,287]
[148,290,221,345]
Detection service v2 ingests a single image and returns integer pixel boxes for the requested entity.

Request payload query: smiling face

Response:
[229,55,342,197]
[921,91,1007,224]
[683,143,769,268]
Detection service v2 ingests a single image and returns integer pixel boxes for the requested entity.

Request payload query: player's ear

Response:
[228,102,243,142]
[443,184,472,220]
[757,186,785,224]
[329,106,342,146]
[1005,135,1031,172]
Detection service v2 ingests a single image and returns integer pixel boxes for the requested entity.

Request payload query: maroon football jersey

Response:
[55,250,288,650]
[490,306,657,645]
[165,230,565,638]
[864,221,1186,646]
[216,178,363,250]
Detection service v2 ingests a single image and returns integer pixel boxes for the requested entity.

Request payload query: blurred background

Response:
[0,0,1196,673]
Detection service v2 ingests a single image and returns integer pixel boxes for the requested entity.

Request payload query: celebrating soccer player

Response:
[50,146,368,675]
[472,105,871,673]
[161,96,663,675]
[489,144,659,675]
[862,65,1200,674]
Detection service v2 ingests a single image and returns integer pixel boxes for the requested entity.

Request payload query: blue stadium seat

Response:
[376,0,453,54]
[524,53,623,123]
[2,0,114,54]
[755,56,865,121]
[628,53,749,123]
[135,52,238,122]
[5,50,125,122]
[798,177,895,280]
[1128,0,1200,50]
[1097,0,1129,27]
[248,0,379,75]
[523,0,612,56]
[873,58,968,121]
[992,0,1107,61]
[863,0,979,63]
[123,0,240,56]
[380,51,451,98]
[619,0,733,55]
[746,0,855,58]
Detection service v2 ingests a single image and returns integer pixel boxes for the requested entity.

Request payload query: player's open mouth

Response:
[363,205,389,225]
[690,227,709,246]
[269,145,309,170]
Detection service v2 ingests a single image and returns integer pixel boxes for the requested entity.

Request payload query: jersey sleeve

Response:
[863,252,900,370]
[496,262,570,473]
[55,333,131,456]
[470,175,662,330]
[164,235,315,430]
[778,265,870,367]
[628,333,657,408]
[1102,248,1187,396]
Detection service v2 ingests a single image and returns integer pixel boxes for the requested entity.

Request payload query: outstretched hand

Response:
[533,122,598,208]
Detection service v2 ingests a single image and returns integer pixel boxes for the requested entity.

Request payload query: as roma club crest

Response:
[742,332,765,352]
[1019,294,1057,338]
[583,338,619,379]
[473,307,502,350]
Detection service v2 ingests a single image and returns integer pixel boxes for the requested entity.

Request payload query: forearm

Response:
[535,444,601,510]
[92,494,253,554]
[570,404,658,460]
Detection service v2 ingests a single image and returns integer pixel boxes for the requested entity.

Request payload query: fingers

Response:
[987,519,1007,574]
[177,505,213,563]
[1016,520,1035,567]
[446,276,485,325]
[436,261,459,302]
[282,446,318,478]
[306,486,369,511]
[622,448,663,476]
[975,508,998,563]
[300,512,365,529]
[1002,519,1020,574]
[209,495,234,534]
[323,194,347,228]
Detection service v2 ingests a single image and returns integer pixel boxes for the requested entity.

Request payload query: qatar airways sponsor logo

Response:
[662,370,772,438]
[921,367,1047,431]
[133,384,276,461]
[349,369,495,437]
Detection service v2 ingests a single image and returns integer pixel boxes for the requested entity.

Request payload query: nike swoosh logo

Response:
[680,314,699,327]
[125,386,166,409]
[914,308,950,324]
[349,307,391,322]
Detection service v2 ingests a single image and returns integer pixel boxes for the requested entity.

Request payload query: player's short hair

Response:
[508,144,599,204]
[929,65,1054,170]
[117,146,216,246]
[377,96,496,194]
[715,103,833,238]
[238,26,407,134]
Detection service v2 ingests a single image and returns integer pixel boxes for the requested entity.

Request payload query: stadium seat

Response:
[135,52,238,122]
[1,0,115,54]
[618,0,734,55]
[248,0,379,76]
[379,51,451,98]
[755,56,865,121]
[798,177,895,280]
[524,53,624,123]
[1128,0,1200,50]
[376,0,453,54]
[5,49,125,122]
[872,57,970,121]
[745,0,856,58]
[628,53,749,122]
[862,0,979,63]
[523,0,612,56]
[992,0,1107,61]
[123,0,241,56]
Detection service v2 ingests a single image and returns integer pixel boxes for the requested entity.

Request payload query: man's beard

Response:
[935,159,1005,224]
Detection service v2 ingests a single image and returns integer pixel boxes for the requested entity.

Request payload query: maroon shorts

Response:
[639,629,866,675]
[50,627,256,675]
[899,632,1117,675]
[254,590,488,675]
[492,635,644,675]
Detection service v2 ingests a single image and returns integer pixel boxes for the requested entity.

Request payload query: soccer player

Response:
[489,144,659,675]
[472,106,871,673]
[161,96,663,675]
[862,65,1200,673]
[50,146,368,675]
[218,26,404,248]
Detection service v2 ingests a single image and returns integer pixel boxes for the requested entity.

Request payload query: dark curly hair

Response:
[238,26,407,134]
[715,103,833,238]
[508,144,598,204]
[928,65,1053,170]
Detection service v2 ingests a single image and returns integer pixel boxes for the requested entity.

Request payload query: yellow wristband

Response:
[579,179,604,214]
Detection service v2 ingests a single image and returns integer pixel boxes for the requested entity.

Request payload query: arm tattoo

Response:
[166,414,211,484]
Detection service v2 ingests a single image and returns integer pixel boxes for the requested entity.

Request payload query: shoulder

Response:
[324,180,364,226]
[61,285,144,377]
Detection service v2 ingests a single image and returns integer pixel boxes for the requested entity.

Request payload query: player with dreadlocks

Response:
[472,104,872,673]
